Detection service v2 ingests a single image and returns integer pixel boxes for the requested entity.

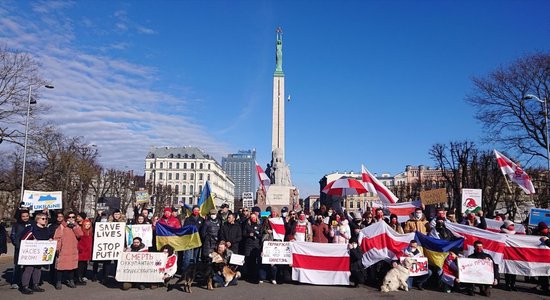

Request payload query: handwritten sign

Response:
[93,222,126,260]
[23,190,63,211]
[229,254,245,266]
[461,189,482,214]
[115,252,167,283]
[18,240,57,265]
[262,241,292,265]
[420,188,447,205]
[400,257,429,277]
[457,258,494,284]
[126,225,153,248]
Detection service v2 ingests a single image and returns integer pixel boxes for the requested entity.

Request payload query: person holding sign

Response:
[53,212,83,290]
[19,212,51,295]
[10,208,32,289]
[401,240,432,290]
[465,240,498,296]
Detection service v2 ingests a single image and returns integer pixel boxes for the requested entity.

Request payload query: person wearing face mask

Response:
[499,220,517,291]
[362,211,375,227]
[440,249,461,293]
[324,208,334,225]
[429,217,455,241]
[404,208,430,234]
[289,211,312,242]
[465,241,499,296]
[401,240,432,290]
[536,222,550,293]
[158,207,180,229]
[349,214,364,244]
[182,206,204,273]
[312,214,330,243]
[243,213,262,283]
[200,208,221,260]
[429,208,448,229]
[329,213,351,244]
[374,208,387,223]
[388,214,404,234]
[462,210,487,230]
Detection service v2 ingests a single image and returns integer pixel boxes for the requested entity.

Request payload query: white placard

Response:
[400,257,429,277]
[261,241,292,265]
[18,240,57,265]
[229,254,245,266]
[115,252,167,283]
[92,222,126,260]
[23,190,63,211]
[126,225,153,248]
[461,189,482,214]
[457,257,494,284]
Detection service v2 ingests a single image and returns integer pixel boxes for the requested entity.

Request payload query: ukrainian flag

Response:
[198,181,215,217]
[156,222,202,251]
[415,232,463,268]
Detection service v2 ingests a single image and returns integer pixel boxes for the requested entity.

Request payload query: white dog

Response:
[380,257,412,292]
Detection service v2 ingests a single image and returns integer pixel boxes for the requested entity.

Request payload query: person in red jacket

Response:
[77,219,93,285]
[158,207,181,228]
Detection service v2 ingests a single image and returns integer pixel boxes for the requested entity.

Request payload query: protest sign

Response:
[262,241,292,264]
[529,208,550,227]
[22,190,62,211]
[18,240,57,265]
[126,224,153,248]
[229,254,245,266]
[420,188,447,205]
[400,257,429,277]
[93,222,126,260]
[115,252,167,283]
[457,257,494,284]
[461,189,482,214]
[135,191,150,204]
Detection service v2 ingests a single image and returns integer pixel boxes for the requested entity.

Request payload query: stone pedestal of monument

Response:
[257,185,299,211]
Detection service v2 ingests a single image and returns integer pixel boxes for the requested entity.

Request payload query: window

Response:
[175,185,179,194]
[159,173,163,180]
[207,174,211,181]
[175,173,179,180]
[159,162,164,169]
[149,173,153,180]
[149,162,153,169]
[208,164,211,170]
[176,162,180,169]
[183,173,187,180]
[190,185,194,194]
[167,184,172,191]
[198,185,203,192]
[199,173,203,181]
[184,163,187,169]
[199,163,203,169]
[182,185,187,195]
[350,201,354,208]
[169,162,173,169]
[191,163,195,169]
[168,173,172,180]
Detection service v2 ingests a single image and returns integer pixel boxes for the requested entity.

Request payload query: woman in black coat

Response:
[0,221,7,256]
[243,214,262,283]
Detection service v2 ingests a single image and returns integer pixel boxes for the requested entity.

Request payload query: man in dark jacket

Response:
[10,209,32,289]
[466,240,499,296]
[219,213,242,254]
[201,209,221,260]
[20,212,51,294]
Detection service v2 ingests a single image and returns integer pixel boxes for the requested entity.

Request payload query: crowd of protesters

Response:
[2,202,549,296]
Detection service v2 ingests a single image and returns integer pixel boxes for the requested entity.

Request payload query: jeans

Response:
[21,266,41,288]
[259,264,278,281]
[213,274,238,287]
[407,269,432,288]
[182,248,200,273]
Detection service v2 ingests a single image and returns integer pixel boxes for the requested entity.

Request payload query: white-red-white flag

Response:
[372,200,421,223]
[255,161,270,193]
[494,150,536,194]
[361,164,398,204]
[290,242,350,285]
[268,218,285,241]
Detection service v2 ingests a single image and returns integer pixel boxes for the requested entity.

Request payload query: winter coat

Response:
[201,217,221,255]
[468,251,499,280]
[0,222,7,255]
[10,220,32,264]
[330,220,351,244]
[78,233,93,261]
[220,222,242,254]
[159,216,181,229]
[54,221,83,270]
[404,217,430,234]
[429,225,456,241]
[311,221,330,243]
[389,222,404,234]
[243,221,262,256]
[184,214,204,230]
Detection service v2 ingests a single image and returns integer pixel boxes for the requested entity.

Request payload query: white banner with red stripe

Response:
[357,221,414,268]
[372,201,421,223]
[269,217,286,241]
[290,242,350,285]
[485,218,526,234]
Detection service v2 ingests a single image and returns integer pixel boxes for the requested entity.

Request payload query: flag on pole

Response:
[372,200,421,223]
[494,150,536,194]
[255,161,270,193]
[361,165,398,204]
[268,218,286,241]
[197,181,216,217]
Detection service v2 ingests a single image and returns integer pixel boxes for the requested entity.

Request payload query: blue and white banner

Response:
[23,190,62,211]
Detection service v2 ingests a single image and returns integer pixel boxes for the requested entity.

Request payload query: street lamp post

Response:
[20,85,54,204]
[524,94,550,207]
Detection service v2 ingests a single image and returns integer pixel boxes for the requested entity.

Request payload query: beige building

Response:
[145,147,235,210]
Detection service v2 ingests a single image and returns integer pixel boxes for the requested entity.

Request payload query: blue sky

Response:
[1,0,549,196]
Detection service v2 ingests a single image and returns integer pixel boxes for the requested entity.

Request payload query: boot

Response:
[21,286,33,295]
[66,280,76,288]
[55,281,62,290]
[31,285,45,292]
[75,277,86,286]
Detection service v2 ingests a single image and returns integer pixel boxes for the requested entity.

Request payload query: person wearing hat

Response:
[429,216,455,241]
[158,207,181,229]
[251,206,261,218]
[388,214,404,234]
[500,220,517,291]
[218,203,231,225]
[200,208,221,260]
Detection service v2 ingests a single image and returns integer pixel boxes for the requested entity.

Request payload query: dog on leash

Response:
[380,257,413,292]
[175,252,240,293]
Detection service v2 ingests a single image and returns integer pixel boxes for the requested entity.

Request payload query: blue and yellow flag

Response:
[155,222,202,251]
[415,232,463,268]
[198,181,215,217]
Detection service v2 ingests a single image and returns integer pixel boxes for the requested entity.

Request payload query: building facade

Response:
[222,149,256,201]
[145,147,235,210]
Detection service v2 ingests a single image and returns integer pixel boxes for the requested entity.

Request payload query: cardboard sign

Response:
[23,190,62,211]
[126,225,153,248]
[457,257,494,284]
[115,252,167,283]
[400,257,429,277]
[461,189,482,214]
[18,240,57,265]
[529,208,550,227]
[93,222,126,260]
[135,191,150,204]
[420,188,447,205]
[261,241,292,264]
[229,254,245,266]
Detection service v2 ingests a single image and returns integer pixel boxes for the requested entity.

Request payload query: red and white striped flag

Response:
[255,161,271,194]
[372,200,421,223]
[268,217,285,241]
[485,218,526,235]
[290,242,350,285]
[494,150,536,194]
[361,164,398,204]
[357,221,414,268]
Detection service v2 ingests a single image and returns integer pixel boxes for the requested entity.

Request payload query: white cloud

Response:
[137,25,156,35]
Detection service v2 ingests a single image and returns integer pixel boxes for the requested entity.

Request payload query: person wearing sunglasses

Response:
[19,212,51,294]
[53,212,83,290]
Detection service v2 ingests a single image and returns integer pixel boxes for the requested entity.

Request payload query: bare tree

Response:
[0,45,49,146]
[466,53,550,160]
